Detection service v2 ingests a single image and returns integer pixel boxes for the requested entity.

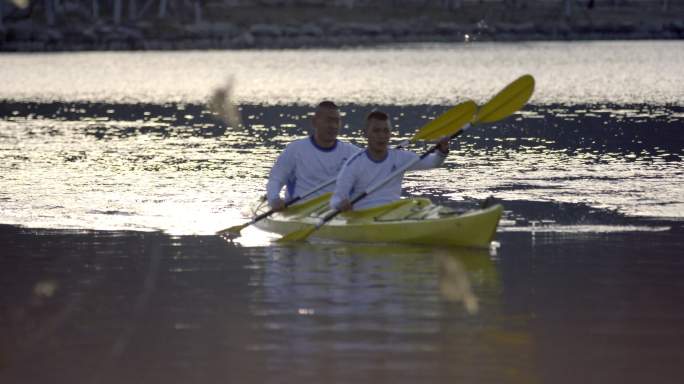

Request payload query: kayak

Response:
[253,193,503,248]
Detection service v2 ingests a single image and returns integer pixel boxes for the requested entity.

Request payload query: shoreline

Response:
[1,2,682,52]
[2,21,682,52]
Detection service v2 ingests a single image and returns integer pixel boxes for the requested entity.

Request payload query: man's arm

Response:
[266,145,295,209]
[330,159,357,211]
[408,137,450,170]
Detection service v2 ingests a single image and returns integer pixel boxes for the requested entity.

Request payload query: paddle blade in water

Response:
[412,100,477,141]
[475,74,535,124]
[276,225,317,243]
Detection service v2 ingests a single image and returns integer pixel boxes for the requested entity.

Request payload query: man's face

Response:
[365,118,391,153]
[312,108,341,143]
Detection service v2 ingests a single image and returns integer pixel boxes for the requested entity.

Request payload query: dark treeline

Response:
[2,0,206,26]
[0,1,677,26]
[0,0,681,50]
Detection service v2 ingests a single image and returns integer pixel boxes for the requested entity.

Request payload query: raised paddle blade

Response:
[475,75,535,124]
[411,100,477,142]
[276,225,317,243]
[216,223,249,238]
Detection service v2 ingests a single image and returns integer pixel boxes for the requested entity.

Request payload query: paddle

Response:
[396,100,478,144]
[475,74,534,123]
[452,74,535,135]
[216,100,477,238]
[277,74,535,243]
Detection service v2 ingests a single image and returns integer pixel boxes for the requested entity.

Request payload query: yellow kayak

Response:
[254,193,503,248]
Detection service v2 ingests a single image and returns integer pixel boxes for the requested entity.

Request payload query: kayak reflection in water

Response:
[265,101,360,211]
[331,110,451,211]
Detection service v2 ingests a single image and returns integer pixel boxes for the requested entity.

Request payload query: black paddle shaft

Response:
[419,129,464,160]
[315,192,366,229]
[250,195,303,223]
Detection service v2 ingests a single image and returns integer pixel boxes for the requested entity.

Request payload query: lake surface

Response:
[1,41,683,383]
[1,228,682,384]
[1,41,683,106]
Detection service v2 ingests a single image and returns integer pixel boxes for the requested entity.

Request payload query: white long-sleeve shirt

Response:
[331,148,446,210]
[266,137,360,206]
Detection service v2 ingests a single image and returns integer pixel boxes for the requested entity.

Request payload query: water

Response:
[1,41,683,105]
[0,101,681,236]
[1,228,682,384]
[1,41,683,383]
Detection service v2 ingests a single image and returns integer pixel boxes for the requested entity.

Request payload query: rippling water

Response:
[1,41,682,237]
[1,42,683,384]
[1,41,683,105]
[0,101,681,236]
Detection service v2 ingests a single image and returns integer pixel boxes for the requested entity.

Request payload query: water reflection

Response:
[3,226,681,383]
[1,228,538,383]
[243,242,536,383]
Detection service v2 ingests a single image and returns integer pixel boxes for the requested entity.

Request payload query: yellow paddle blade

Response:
[216,223,248,238]
[411,100,477,142]
[276,225,317,243]
[475,74,535,124]
[281,192,332,216]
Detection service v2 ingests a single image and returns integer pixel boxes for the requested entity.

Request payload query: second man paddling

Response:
[331,111,451,211]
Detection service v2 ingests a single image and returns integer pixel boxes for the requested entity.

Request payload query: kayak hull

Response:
[254,194,503,248]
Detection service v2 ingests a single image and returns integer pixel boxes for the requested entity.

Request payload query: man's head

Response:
[365,111,391,154]
[311,101,341,148]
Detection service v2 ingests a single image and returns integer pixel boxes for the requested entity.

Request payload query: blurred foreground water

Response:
[1,42,683,383]
[1,227,682,384]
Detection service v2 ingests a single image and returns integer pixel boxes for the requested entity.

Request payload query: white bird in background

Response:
[208,76,242,129]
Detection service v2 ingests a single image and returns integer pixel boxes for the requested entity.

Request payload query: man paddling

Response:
[331,111,450,211]
[266,101,360,210]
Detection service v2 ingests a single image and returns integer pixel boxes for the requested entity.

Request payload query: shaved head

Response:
[317,100,338,109]
[311,101,341,148]
[314,100,339,116]
[365,110,389,130]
